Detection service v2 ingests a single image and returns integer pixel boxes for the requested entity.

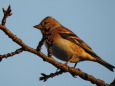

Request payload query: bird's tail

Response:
[96,58,115,72]
[0,58,2,62]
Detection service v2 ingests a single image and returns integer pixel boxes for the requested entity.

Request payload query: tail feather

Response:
[96,58,115,72]
[0,58,2,62]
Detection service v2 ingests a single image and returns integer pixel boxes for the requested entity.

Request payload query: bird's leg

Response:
[65,57,75,65]
[74,63,77,68]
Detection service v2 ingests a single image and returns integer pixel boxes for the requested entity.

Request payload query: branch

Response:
[0,48,24,61]
[0,24,109,86]
[1,5,12,25]
[0,6,111,86]
[40,70,66,81]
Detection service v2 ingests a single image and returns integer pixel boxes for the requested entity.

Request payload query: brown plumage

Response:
[34,16,115,72]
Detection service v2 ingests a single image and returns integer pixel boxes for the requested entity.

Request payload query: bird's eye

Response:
[44,21,48,25]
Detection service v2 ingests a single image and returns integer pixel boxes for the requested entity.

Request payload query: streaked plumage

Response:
[34,16,115,72]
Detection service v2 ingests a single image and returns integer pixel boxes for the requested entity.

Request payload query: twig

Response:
[40,70,66,81]
[36,36,45,51]
[2,5,12,25]
[0,48,24,61]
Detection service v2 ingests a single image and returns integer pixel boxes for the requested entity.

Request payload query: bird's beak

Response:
[33,24,42,29]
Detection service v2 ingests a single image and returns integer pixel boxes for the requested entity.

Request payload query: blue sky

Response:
[0,0,115,86]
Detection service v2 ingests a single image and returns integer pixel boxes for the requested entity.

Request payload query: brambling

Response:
[34,16,115,72]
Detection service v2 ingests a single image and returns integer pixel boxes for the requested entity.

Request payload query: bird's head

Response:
[33,16,61,31]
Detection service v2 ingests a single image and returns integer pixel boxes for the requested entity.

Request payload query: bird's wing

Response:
[58,27,99,57]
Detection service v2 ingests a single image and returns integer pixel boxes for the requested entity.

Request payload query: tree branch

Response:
[40,69,66,81]
[0,6,112,86]
[0,48,24,61]
[1,5,12,25]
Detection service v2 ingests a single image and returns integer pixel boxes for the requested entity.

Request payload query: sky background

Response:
[0,0,115,86]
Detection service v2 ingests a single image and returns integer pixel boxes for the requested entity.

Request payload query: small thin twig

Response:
[36,36,45,51]
[0,48,24,61]
[2,5,12,25]
[40,70,66,81]
[39,68,79,82]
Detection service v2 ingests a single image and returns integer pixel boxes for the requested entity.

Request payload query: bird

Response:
[34,16,115,72]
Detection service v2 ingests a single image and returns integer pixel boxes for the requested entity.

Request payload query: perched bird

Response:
[34,16,115,72]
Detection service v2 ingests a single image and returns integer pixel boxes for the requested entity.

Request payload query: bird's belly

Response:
[45,38,80,62]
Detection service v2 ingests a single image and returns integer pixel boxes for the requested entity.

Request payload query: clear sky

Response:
[0,0,115,86]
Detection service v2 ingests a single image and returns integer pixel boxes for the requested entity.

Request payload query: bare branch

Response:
[0,24,109,86]
[40,70,66,81]
[36,36,45,51]
[1,5,12,25]
[0,48,24,61]
[0,25,28,48]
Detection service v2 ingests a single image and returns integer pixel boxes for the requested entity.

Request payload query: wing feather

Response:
[58,27,99,57]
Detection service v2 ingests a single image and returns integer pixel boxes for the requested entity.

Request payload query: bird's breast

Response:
[45,38,79,62]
